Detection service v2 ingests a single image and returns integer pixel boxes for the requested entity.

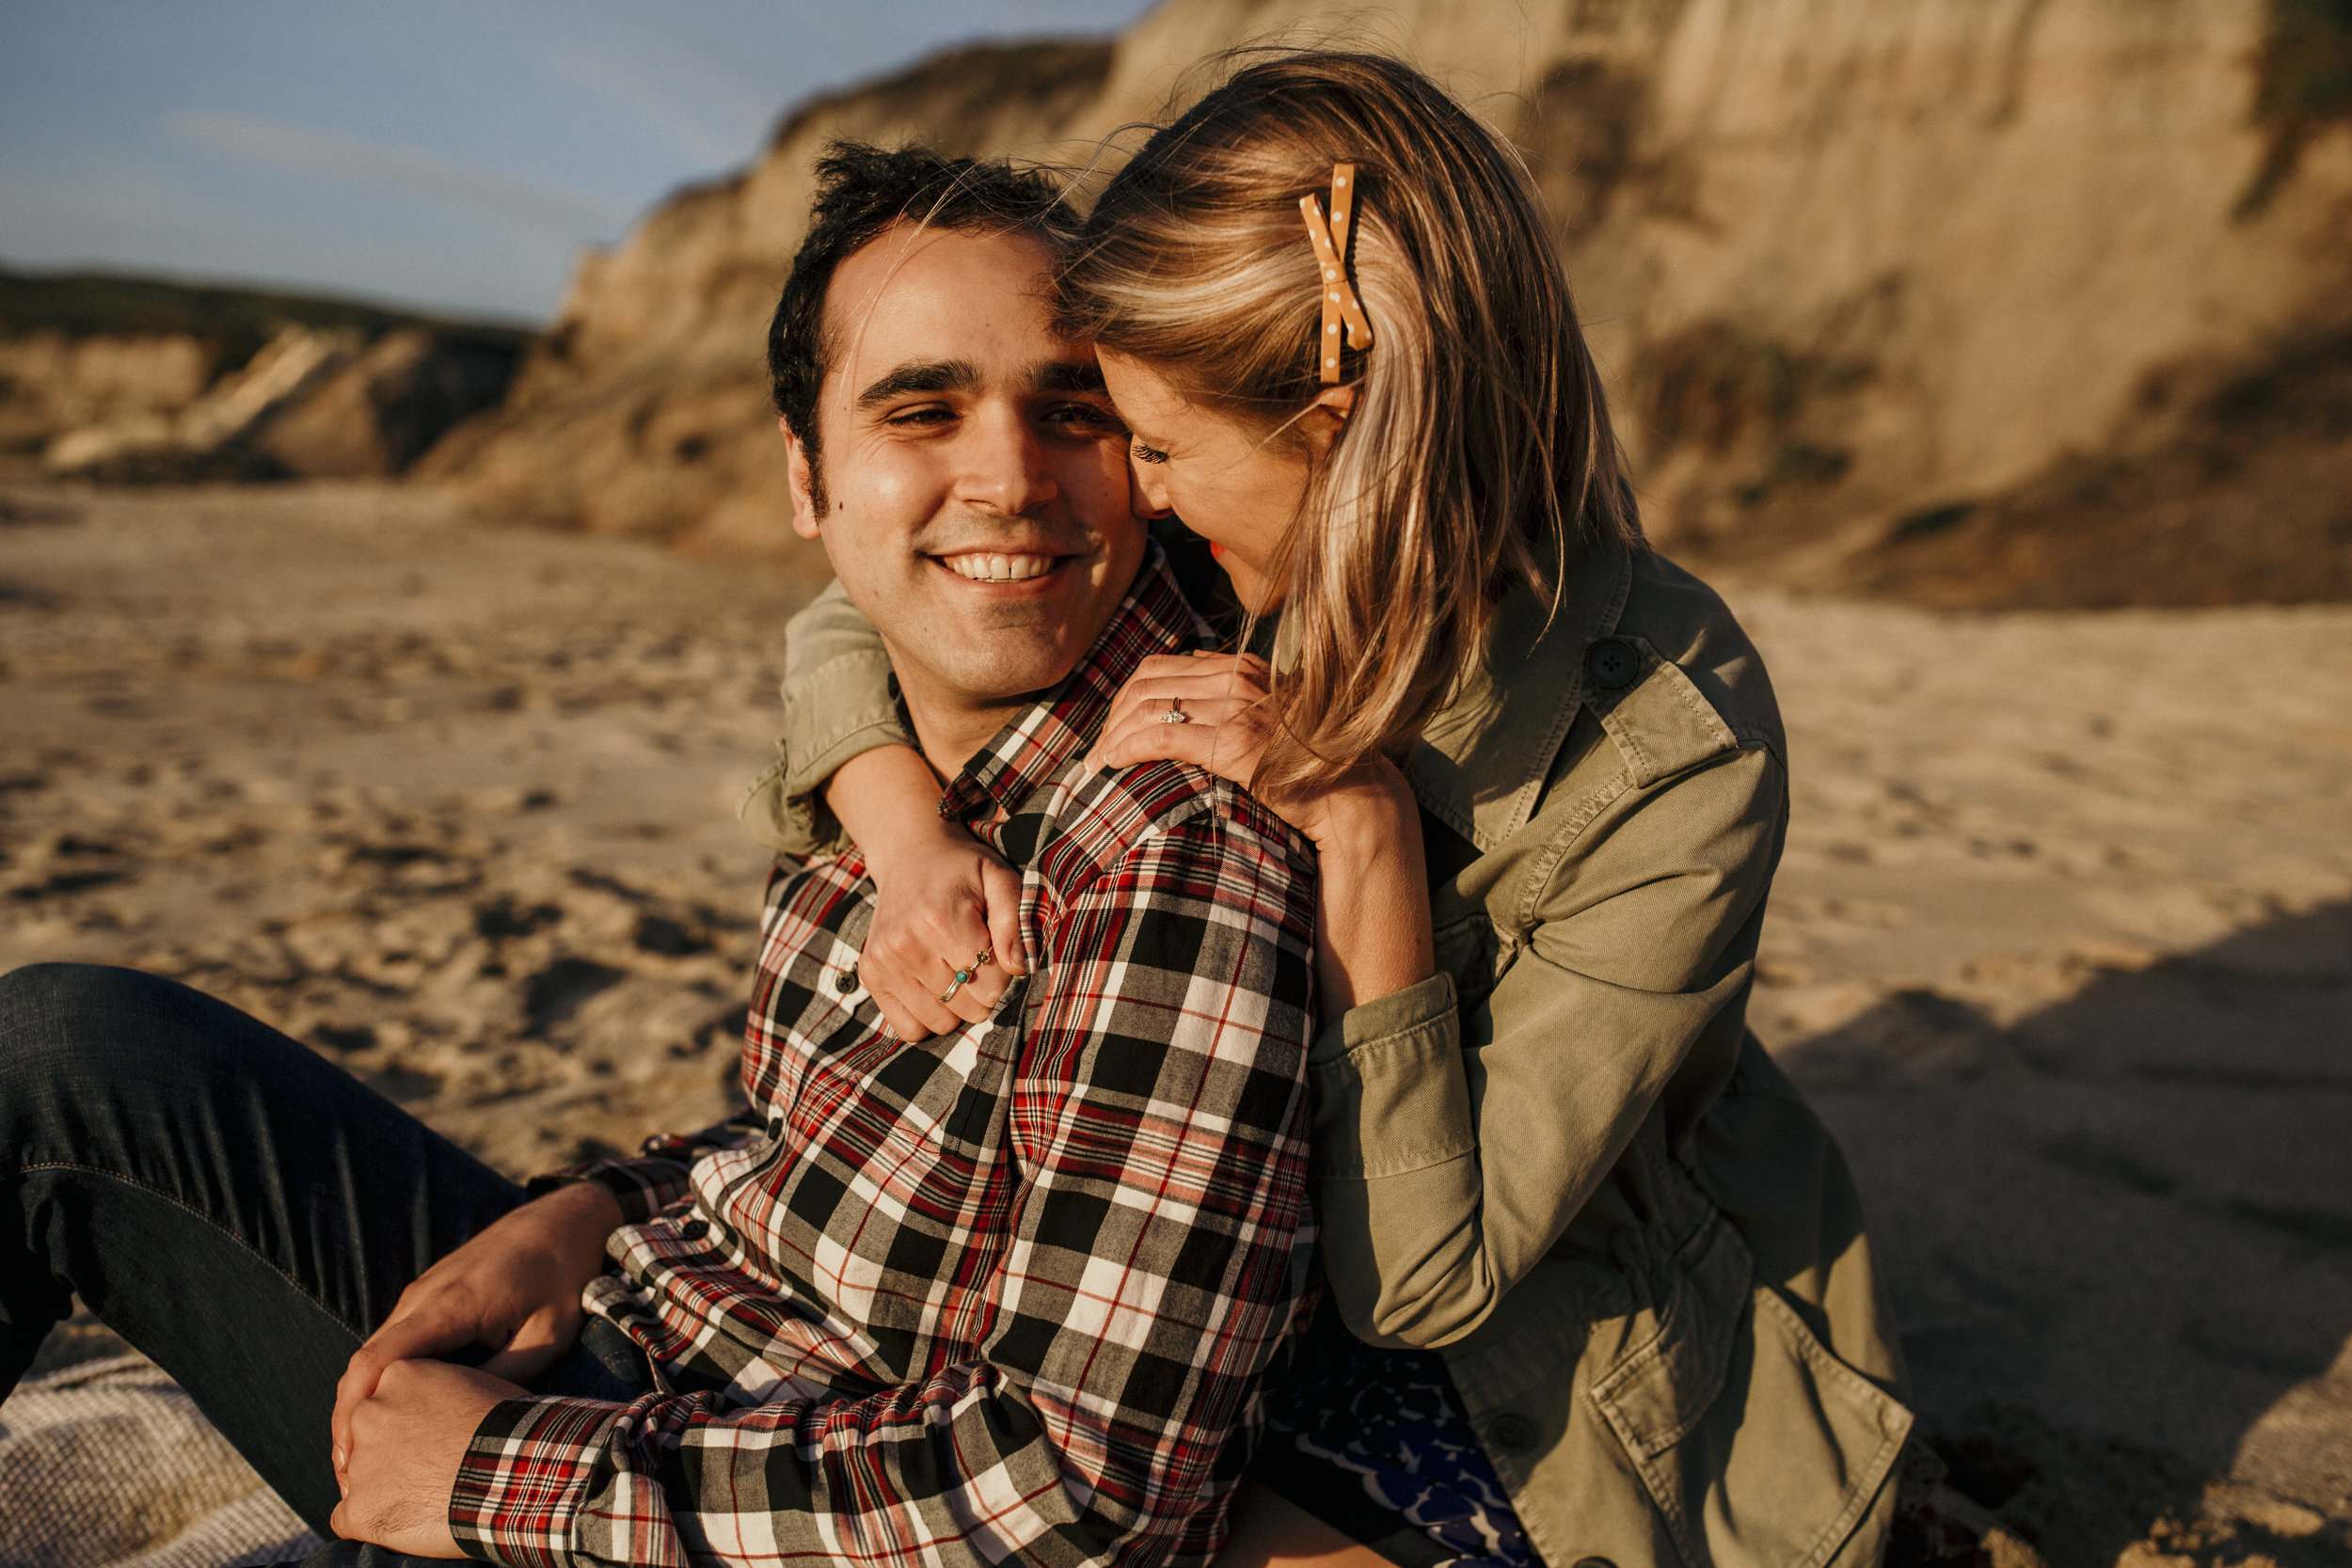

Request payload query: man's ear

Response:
[781,418,821,540]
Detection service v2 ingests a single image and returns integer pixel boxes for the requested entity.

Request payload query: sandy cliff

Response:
[416,40,1117,552]
[0,270,529,483]
[424,0,2352,602]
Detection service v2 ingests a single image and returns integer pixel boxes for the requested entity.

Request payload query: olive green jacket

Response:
[743,545,1912,1568]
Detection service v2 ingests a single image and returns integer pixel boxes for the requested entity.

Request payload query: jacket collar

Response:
[1406,539,1632,852]
[937,544,1205,825]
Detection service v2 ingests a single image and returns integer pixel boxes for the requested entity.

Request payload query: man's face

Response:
[786,224,1140,716]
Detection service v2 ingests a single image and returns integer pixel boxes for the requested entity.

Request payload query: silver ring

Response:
[1160,701,1191,725]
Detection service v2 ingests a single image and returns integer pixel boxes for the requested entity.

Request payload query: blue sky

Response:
[0,1,1158,325]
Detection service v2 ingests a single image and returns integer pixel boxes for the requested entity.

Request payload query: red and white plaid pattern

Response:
[453,555,1320,1568]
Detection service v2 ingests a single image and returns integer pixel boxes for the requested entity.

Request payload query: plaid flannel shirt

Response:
[453,553,1321,1568]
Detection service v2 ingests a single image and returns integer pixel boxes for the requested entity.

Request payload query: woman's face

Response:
[1097,347,1346,611]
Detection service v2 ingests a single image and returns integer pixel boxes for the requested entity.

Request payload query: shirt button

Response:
[1585,638,1639,691]
[1488,1412,1538,1452]
[678,1218,708,1241]
[834,968,857,994]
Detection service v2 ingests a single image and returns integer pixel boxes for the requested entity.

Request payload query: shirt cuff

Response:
[1308,971,1475,1180]
[450,1395,617,1565]
[525,1155,693,1226]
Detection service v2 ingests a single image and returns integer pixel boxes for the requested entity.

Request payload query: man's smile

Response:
[930,547,1080,586]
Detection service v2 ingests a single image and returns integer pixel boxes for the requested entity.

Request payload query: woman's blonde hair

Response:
[1060,51,1643,793]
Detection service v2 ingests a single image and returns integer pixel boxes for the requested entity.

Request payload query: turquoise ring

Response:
[936,948,993,1006]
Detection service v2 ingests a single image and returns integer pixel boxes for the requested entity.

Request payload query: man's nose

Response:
[955,403,1058,517]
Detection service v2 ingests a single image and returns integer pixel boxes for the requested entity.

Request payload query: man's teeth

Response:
[946,554,1054,582]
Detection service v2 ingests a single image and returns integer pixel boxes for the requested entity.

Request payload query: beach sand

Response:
[3,482,2346,1564]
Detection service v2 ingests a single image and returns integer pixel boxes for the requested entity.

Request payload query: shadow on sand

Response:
[1783,900,2352,1565]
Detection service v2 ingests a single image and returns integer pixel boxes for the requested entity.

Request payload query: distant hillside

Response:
[0,268,531,375]
[0,269,534,481]
[420,1,2348,605]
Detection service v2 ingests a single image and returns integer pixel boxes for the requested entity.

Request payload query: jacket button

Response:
[1585,638,1639,690]
[834,968,857,994]
[1489,1413,1538,1452]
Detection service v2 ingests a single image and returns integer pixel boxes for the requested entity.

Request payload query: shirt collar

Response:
[937,543,1207,825]
[1405,538,1632,852]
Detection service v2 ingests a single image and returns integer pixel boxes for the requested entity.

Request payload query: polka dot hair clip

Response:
[1298,163,1375,385]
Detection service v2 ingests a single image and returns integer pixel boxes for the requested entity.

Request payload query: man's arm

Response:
[327,1108,768,1554]
[333,1103,763,1434]
[445,779,1320,1568]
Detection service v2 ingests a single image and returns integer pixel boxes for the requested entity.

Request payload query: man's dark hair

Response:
[767,142,1083,508]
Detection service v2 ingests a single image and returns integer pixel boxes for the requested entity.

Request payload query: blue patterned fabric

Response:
[1257,1326,1537,1568]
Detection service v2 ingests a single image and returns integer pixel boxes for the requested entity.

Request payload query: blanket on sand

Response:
[0,1354,318,1568]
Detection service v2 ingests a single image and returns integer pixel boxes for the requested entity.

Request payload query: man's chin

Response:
[940,642,1085,707]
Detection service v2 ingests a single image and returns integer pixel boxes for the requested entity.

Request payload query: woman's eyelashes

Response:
[1129,438,1170,465]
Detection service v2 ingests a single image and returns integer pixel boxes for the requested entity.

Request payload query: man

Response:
[0,145,1319,1566]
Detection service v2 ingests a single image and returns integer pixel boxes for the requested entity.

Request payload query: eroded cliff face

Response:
[424,0,2352,600]
[1,273,532,484]
[415,40,1118,553]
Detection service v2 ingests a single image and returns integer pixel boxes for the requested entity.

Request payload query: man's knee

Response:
[0,963,248,1114]
[0,962,168,1060]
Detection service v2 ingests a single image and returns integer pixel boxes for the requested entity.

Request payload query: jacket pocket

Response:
[1593,1217,1912,1568]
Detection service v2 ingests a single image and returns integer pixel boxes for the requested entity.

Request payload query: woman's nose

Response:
[1127,454,1174,518]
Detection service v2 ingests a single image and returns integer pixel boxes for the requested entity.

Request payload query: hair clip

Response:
[1299,163,1375,385]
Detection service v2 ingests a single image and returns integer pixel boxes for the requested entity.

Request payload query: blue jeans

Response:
[0,963,652,1560]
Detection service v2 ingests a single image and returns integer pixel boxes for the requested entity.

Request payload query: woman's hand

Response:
[825,746,1027,1042]
[1085,651,1301,814]
[859,817,1026,1040]
[1085,653,1435,1013]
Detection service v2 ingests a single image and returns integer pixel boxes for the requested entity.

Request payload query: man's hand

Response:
[332,1180,621,1488]
[332,1357,521,1558]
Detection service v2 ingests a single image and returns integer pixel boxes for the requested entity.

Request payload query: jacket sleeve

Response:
[1308,740,1787,1350]
[739,580,916,856]
[449,789,1321,1568]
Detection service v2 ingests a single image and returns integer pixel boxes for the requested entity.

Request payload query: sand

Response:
[0,482,807,1173]
[2,481,2346,1565]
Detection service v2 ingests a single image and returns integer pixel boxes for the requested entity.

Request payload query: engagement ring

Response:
[1161,702,1191,724]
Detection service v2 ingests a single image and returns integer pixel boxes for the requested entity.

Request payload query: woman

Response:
[747,52,1910,1568]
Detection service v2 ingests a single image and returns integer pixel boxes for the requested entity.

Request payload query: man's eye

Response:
[1045,403,1121,436]
[1130,439,1169,465]
[886,405,954,427]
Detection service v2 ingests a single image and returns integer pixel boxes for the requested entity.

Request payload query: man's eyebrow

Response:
[1033,360,1106,394]
[855,359,978,409]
